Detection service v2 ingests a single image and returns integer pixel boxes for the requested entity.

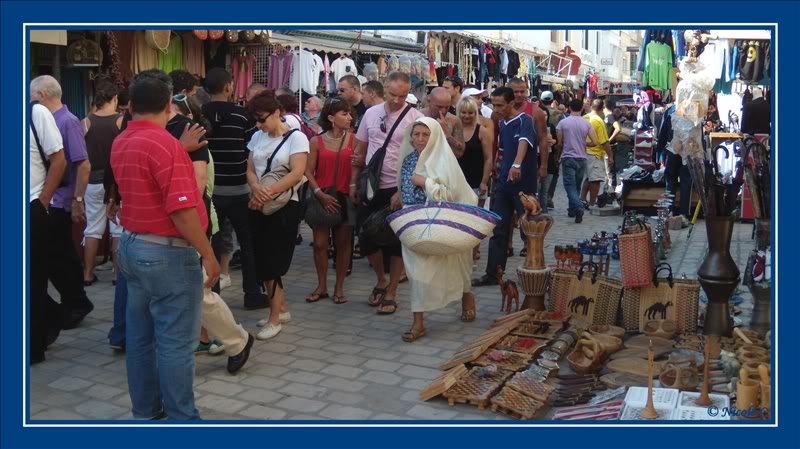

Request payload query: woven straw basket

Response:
[621,263,700,334]
[619,220,655,288]
[548,262,623,326]
[388,203,500,256]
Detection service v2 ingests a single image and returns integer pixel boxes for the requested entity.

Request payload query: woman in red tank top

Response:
[304,98,356,305]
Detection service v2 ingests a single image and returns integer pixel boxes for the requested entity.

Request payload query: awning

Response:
[31,30,67,46]
[274,30,423,55]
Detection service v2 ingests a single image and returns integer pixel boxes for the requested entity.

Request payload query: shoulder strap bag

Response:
[356,104,413,207]
[255,129,299,216]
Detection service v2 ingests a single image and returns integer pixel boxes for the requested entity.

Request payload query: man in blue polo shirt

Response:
[473,86,539,287]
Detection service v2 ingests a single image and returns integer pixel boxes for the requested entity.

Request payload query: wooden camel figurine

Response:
[496,265,520,314]
[518,192,542,220]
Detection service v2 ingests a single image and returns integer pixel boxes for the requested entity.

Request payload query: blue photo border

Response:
[1,1,797,448]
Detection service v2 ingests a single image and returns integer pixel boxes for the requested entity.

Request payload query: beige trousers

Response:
[202,269,248,356]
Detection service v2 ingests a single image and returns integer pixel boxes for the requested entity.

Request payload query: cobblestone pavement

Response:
[31,189,759,421]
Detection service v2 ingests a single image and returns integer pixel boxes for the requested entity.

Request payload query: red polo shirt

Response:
[111,120,207,238]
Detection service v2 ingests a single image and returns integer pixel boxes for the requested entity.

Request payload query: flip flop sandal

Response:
[332,295,348,305]
[305,292,329,303]
[377,297,398,315]
[399,275,409,284]
[368,287,387,307]
[402,327,426,342]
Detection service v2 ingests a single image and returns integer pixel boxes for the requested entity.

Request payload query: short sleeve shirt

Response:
[247,129,310,202]
[584,113,609,159]
[111,120,207,238]
[30,104,63,202]
[356,104,424,189]
[52,105,89,210]
[497,113,537,194]
[557,115,593,159]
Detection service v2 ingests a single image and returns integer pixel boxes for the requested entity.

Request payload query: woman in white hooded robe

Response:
[397,117,479,342]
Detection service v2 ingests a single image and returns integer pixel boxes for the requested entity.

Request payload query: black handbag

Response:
[305,132,349,228]
[356,104,412,206]
[360,206,396,247]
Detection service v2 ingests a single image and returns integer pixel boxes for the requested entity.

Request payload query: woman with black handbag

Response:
[304,98,356,305]
[245,91,309,341]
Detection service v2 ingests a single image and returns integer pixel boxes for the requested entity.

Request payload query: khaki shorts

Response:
[586,156,608,182]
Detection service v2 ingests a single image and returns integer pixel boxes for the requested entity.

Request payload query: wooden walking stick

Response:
[641,340,659,419]
[695,335,713,406]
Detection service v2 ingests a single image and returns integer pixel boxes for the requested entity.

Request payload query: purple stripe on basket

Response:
[387,202,501,224]
[395,219,487,240]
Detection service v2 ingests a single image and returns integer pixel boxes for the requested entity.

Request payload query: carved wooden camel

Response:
[496,265,520,314]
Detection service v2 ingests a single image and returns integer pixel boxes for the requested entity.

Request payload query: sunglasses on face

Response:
[255,114,269,124]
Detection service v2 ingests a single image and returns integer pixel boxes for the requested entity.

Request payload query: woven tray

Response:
[473,350,533,372]
[505,373,555,402]
[463,366,514,384]
[442,379,502,410]
[491,386,546,420]
[493,335,546,355]
[511,320,563,339]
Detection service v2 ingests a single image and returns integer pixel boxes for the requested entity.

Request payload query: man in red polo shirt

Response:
[111,76,219,420]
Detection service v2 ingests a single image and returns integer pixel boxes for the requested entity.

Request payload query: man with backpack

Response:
[29,98,67,364]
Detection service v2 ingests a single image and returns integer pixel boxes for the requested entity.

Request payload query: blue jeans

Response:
[561,157,587,215]
[107,271,127,347]
[538,175,553,213]
[117,232,203,420]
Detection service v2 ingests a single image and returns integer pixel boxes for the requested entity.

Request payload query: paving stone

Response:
[363,359,404,373]
[75,400,128,419]
[241,375,288,390]
[292,348,332,360]
[360,348,403,361]
[279,383,328,399]
[263,342,298,354]
[281,370,325,385]
[275,396,327,413]
[360,370,403,386]
[319,377,368,393]
[319,404,373,420]
[398,354,446,368]
[295,337,332,348]
[397,365,442,380]
[321,364,364,380]
[324,343,366,355]
[406,404,459,420]
[402,378,432,390]
[329,354,367,367]
[373,413,414,420]
[288,359,327,372]
[396,344,441,356]
[84,384,125,401]
[237,387,284,404]
[253,352,297,366]
[31,408,87,420]
[48,377,93,392]
[288,414,328,420]
[324,391,366,406]
[237,405,288,420]
[196,394,249,415]
[196,379,245,397]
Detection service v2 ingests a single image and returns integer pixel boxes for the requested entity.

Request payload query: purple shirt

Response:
[52,105,89,211]
[556,115,593,160]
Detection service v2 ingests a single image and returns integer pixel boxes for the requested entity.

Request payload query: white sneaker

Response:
[257,313,291,328]
[208,340,226,355]
[257,323,282,340]
[219,274,232,290]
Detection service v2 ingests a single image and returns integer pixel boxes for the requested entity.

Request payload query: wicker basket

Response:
[388,202,500,256]
[548,262,623,326]
[621,263,700,334]
[145,30,171,52]
[619,217,655,288]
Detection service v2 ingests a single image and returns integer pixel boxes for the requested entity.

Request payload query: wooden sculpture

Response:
[640,340,659,419]
[497,265,520,314]
[695,335,713,406]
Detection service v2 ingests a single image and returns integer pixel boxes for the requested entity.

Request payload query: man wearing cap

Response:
[442,75,464,115]
[463,87,493,119]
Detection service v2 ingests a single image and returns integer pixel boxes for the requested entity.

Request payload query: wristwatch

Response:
[511,164,522,169]
[73,196,84,204]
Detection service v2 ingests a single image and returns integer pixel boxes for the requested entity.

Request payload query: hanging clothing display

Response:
[111,31,134,82]
[130,30,159,75]
[737,40,767,82]
[232,52,256,102]
[642,41,673,91]
[330,55,357,83]
[182,32,205,77]
[157,33,183,74]
[289,49,320,95]
[267,51,293,90]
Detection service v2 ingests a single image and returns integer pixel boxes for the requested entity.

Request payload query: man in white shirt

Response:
[29,102,67,364]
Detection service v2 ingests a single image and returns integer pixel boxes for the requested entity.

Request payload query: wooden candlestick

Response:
[641,340,659,419]
[695,335,713,406]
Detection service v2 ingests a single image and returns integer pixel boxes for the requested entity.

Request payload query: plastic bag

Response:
[363,62,379,81]
[670,114,705,160]
[398,55,412,74]
[673,59,715,127]
[387,55,400,72]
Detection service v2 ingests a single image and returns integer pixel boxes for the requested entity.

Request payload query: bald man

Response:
[422,87,465,157]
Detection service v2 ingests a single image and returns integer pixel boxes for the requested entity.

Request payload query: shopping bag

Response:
[621,263,701,334]
[618,215,655,288]
[548,262,623,326]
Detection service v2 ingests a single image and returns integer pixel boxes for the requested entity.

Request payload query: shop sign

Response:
[601,58,613,65]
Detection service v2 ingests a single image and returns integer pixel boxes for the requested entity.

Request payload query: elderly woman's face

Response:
[305,98,321,114]
[411,124,431,152]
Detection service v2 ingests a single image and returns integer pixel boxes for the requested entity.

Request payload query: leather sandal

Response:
[305,292,329,303]
[332,295,348,305]
[402,327,426,342]
[368,287,387,307]
[377,297,398,315]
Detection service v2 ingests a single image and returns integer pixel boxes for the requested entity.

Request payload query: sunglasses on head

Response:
[172,93,190,113]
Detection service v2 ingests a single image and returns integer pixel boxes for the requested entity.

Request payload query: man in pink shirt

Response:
[350,71,423,315]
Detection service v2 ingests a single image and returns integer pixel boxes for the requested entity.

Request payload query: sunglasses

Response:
[380,115,388,133]
[172,93,191,113]
[255,115,269,124]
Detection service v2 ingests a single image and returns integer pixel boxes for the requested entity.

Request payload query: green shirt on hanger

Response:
[642,42,672,91]
[158,33,183,73]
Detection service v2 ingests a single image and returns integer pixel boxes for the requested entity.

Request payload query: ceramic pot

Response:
[698,216,740,337]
